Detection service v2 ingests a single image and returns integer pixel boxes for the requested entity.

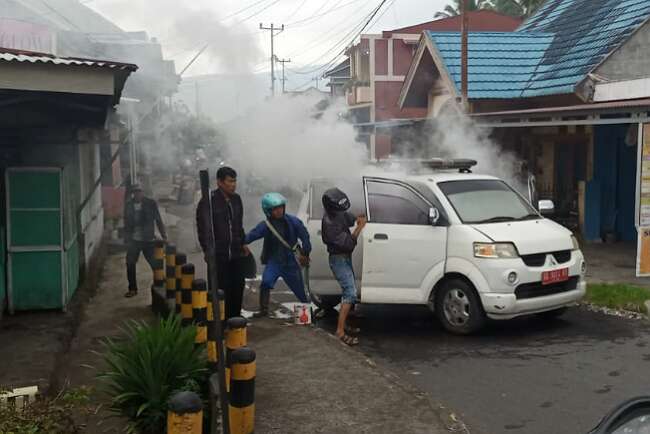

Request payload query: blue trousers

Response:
[260,260,308,303]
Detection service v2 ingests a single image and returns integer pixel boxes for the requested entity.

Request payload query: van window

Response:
[367,180,430,225]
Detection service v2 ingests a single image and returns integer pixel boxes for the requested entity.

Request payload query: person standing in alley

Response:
[321,188,366,346]
[124,184,167,298]
[196,166,250,319]
[245,193,311,318]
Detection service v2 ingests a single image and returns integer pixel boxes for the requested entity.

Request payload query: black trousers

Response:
[214,257,245,320]
[126,240,155,291]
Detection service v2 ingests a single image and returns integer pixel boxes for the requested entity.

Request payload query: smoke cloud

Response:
[91,0,263,74]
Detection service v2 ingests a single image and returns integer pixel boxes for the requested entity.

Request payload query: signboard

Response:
[636,124,650,276]
[0,19,55,54]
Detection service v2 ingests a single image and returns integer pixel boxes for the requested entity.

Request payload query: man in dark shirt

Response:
[123,184,167,297]
[196,167,250,319]
[245,192,311,317]
[321,188,366,346]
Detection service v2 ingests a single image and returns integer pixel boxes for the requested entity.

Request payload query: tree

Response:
[435,0,492,18]
[435,0,546,19]
[490,0,545,17]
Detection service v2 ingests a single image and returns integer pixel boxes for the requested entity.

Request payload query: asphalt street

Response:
[310,304,650,434]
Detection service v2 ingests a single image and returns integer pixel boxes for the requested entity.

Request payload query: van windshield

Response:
[438,179,538,224]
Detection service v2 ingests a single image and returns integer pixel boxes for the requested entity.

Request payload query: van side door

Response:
[361,177,447,304]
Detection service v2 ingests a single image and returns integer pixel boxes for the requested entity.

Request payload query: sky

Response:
[88,0,451,89]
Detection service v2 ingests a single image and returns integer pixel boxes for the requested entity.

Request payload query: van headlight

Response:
[474,243,519,259]
[571,235,580,251]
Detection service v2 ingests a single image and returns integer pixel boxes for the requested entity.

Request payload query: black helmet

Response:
[322,188,351,213]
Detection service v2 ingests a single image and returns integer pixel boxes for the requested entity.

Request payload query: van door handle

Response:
[374,233,388,240]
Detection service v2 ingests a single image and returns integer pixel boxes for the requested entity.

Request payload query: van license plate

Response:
[542,268,569,285]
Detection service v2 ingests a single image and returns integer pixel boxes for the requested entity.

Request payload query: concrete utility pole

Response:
[260,23,285,96]
[313,76,320,90]
[276,57,291,93]
[460,0,469,112]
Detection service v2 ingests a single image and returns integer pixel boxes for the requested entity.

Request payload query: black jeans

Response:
[126,240,155,291]
[214,257,245,320]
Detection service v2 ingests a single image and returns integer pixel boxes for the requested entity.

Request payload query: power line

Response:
[285,0,366,28]
[219,0,273,22]
[285,0,375,58]
[283,0,309,22]
[289,0,390,76]
[238,0,283,23]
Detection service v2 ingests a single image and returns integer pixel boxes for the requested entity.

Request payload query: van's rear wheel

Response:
[435,279,486,335]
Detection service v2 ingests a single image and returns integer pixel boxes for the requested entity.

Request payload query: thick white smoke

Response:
[90,0,263,73]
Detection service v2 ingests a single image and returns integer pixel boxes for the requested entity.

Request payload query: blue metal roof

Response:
[426,0,650,99]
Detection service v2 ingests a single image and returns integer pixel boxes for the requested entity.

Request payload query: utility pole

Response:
[460,0,469,112]
[195,81,200,117]
[275,57,291,93]
[313,76,320,90]
[260,23,285,96]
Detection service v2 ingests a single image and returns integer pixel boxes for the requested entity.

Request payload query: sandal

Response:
[124,290,137,298]
[339,334,359,346]
[345,325,361,334]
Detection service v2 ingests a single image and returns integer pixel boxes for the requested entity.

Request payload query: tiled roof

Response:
[426,0,650,99]
[0,47,138,71]
[383,10,522,37]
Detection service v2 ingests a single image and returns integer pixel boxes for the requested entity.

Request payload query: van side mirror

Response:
[538,200,555,216]
[429,207,440,226]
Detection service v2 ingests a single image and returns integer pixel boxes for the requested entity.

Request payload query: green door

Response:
[6,168,65,312]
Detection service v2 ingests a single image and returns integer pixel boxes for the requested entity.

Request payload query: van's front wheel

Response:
[435,279,486,335]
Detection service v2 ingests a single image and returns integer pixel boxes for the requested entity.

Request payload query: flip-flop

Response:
[345,325,361,334]
[339,334,359,346]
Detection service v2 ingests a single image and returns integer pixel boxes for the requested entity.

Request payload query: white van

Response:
[297,163,586,334]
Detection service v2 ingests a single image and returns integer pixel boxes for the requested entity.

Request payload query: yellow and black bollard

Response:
[207,289,226,373]
[175,253,187,315]
[192,279,208,345]
[225,317,248,392]
[165,244,177,313]
[153,240,166,288]
[167,391,203,434]
[229,347,256,434]
[180,264,195,327]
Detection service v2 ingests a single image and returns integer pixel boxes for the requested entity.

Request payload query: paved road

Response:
[309,304,650,434]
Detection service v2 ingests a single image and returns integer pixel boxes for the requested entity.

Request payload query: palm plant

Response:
[98,315,208,434]
[490,0,546,17]
[435,0,492,18]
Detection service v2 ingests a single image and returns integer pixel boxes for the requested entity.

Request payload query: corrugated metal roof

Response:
[426,0,650,99]
[0,48,137,71]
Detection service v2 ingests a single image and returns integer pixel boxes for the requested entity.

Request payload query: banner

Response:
[637,124,650,276]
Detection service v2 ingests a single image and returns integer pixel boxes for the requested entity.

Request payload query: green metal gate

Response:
[6,167,78,312]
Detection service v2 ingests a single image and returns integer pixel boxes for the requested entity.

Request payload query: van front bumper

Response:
[480,279,586,320]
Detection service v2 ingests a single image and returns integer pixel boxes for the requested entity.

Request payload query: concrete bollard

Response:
[175,253,187,315]
[207,289,226,373]
[167,391,203,434]
[165,244,177,312]
[180,264,195,327]
[225,317,248,392]
[153,240,166,288]
[192,279,208,344]
[229,347,256,434]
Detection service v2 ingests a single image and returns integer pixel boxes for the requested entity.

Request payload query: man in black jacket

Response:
[196,167,250,319]
[124,184,167,298]
[321,188,366,346]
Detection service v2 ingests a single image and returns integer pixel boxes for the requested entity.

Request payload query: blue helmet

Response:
[261,192,287,217]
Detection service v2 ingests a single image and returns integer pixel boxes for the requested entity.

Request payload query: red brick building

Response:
[344,11,522,159]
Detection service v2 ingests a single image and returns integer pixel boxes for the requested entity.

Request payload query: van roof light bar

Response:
[375,158,478,173]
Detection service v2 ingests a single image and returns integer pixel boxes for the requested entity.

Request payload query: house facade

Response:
[344,11,522,159]
[400,0,650,246]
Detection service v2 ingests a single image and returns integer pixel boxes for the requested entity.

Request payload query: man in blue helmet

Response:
[244,192,311,318]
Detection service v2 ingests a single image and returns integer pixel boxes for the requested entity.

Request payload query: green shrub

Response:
[98,315,208,434]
